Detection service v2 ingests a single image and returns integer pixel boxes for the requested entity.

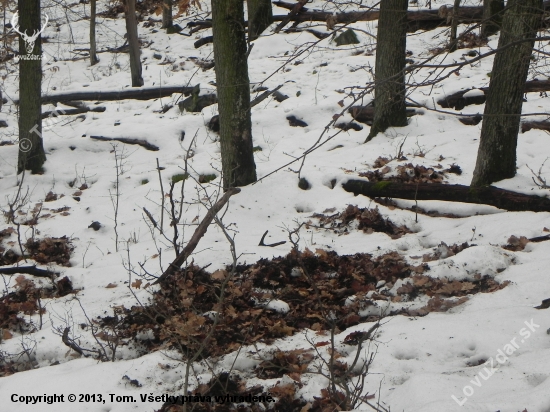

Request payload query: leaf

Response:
[211,269,227,280]
[315,248,328,258]
[105,283,117,288]
[2,329,13,340]
[131,279,142,289]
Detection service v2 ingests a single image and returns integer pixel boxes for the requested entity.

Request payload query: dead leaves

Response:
[25,236,74,266]
[360,163,449,184]
[256,348,314,379]
[311,205,412,239]
[503,235,530,251]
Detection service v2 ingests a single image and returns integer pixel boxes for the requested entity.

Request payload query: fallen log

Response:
[521,120,550,133]
[274,2,482,32]
[153,187,241,285]
[342,179,550,212]
[349,105,418,125]
[16,86,195,105]
[277,1,550,31]
[90,136,159,151]
[0,265,59,277]
[438,80,550,110]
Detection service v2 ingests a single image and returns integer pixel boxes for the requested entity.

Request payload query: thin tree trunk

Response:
[481,0,505,39]
[90,0,98,65]
[123,0,143,87]
[247,0,273,41]
[449,0,461,52]
[17,0,46,174]
[471,0,543,187]
[162,0,173,30]
[212,0,257,190]
[366,0,409,142]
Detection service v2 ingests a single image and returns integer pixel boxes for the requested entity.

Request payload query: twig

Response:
[258,230,287,247]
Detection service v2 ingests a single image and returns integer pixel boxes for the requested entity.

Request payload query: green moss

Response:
[372,181,392,191]
[141,178,149,185]
[198,174,217,183]
[253,145,263,152]
[171,173,189,184]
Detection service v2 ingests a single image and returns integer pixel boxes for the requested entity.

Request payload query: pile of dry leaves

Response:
[120,248,507,360]
[310,205,411,238]
[360,161,462,184]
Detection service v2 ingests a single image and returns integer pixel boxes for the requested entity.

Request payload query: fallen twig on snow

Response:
[90,136,159,151]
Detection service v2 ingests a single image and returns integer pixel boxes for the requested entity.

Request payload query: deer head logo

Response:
[11,11,49,55]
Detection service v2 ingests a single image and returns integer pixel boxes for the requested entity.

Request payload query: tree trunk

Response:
[212,0,257,190]
[122,0,143,87]
[90,0,98,65]
[247,0,274,41]
[449,0,461,52]
[162,0,173,30]
[366,0,408,142]
[17,0,46,174]
[481,0,504,38]
[471,0,543,187]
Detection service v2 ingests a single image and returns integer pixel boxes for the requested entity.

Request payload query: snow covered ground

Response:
[1,0,550,411]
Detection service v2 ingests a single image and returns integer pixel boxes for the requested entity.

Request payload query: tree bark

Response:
[212,0,257,190]
[471,0,543,187]
[247,0,273,41]
[17,0,46,174]
[122,0,143,87]
[162,0,173,30]
[342,179,550,212]
[366,0,408,142]
[481,0,504,39]
[90,0,98,65]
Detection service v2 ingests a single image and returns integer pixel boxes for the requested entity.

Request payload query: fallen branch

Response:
[342,179,550,212]
[42,106,106,119]
[438,80,550,110]
[90,136,159,151]
[153,187,241,285]
[250,84,284,107]
[61,327,88,357]
[194,36,213,48]
[274,0,309,33]
[258,230,287,247]
[17,86,195,105]
[0,265,59,277]
[350,105,418,125]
